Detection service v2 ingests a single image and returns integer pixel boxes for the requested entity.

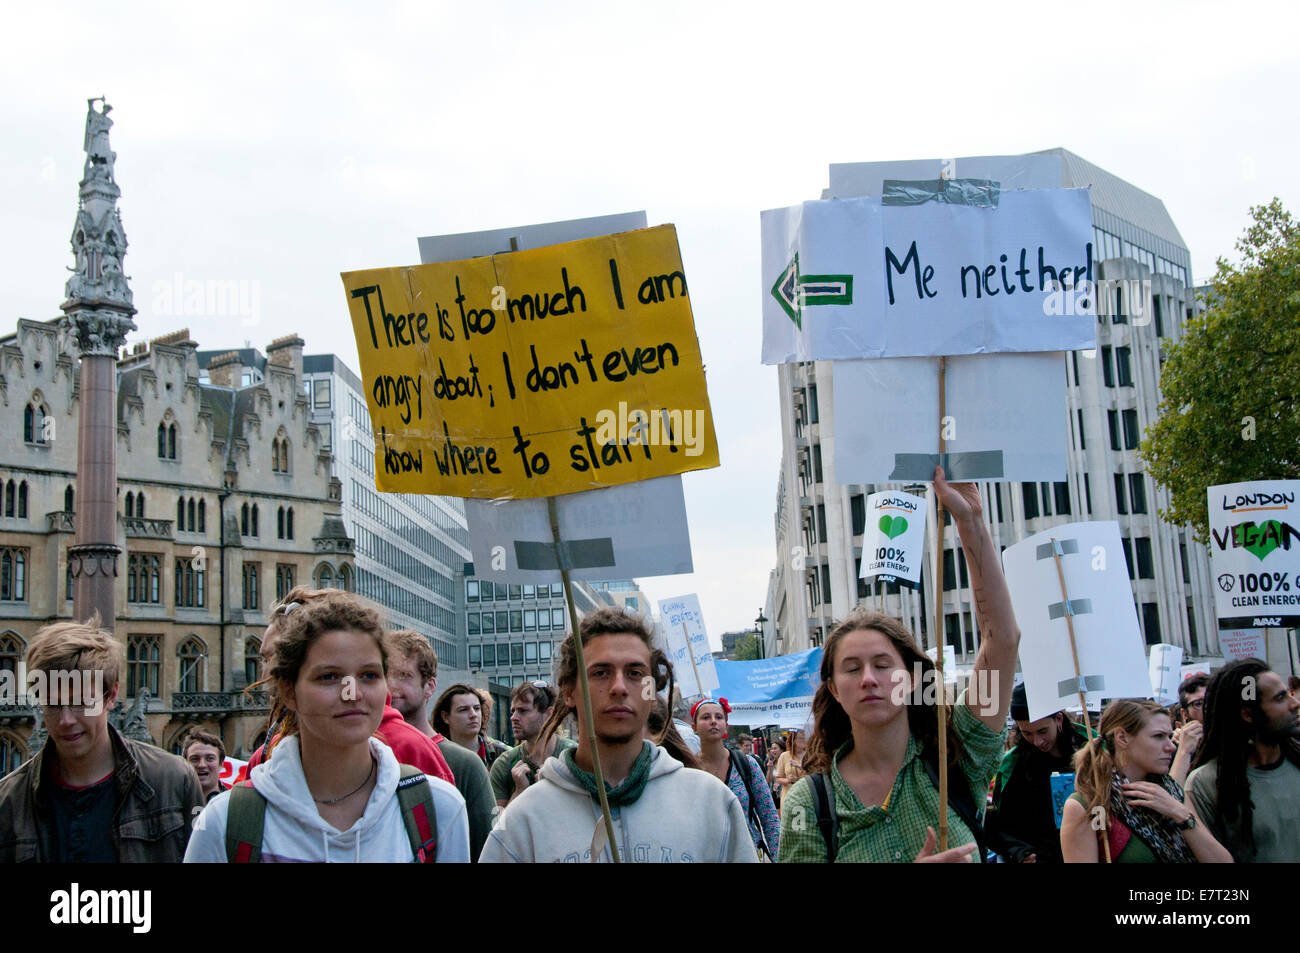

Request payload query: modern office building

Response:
[766,149,1218,665]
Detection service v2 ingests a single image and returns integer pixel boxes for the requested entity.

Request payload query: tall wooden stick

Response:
[932,356,950,851]
[1047,536,1110,863]
[547,496,620,863]
[681,622,705,699]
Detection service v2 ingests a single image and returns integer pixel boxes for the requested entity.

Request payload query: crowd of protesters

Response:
[2,470,1297,863]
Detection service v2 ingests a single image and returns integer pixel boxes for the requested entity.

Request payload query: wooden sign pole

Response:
[682,622,706,699]
[1046,536,1111,863]
[932,356,950,852]
[547,496,621,863]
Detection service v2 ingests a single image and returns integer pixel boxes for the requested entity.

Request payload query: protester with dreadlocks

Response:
[777,469,1017,863]
[1185,659,1300,862]
[479,607,756,863]
[1060,699,1230,863]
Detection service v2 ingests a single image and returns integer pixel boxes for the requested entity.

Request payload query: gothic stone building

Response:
[0,323,353,771]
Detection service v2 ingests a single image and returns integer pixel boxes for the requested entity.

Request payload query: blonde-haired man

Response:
[0,616,204,862]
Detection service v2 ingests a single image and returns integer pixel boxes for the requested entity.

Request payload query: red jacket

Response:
[247,698,454,786]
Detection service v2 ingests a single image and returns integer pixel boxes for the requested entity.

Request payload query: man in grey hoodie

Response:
[480,608,757,863]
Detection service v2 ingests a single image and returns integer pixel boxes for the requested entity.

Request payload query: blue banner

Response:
[712,648,823,728]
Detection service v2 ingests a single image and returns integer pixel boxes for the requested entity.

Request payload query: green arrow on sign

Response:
[770,252,854,330]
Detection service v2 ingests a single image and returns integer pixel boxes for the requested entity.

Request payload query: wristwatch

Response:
[1176,812,1197,831]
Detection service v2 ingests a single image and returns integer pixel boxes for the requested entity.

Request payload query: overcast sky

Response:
[5,0,1297,646]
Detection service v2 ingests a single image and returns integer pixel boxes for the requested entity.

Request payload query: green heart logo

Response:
[1238,520,1284,561]
[879,515,908,540]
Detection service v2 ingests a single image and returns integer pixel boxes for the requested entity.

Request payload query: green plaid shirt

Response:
[778,690,1005,863]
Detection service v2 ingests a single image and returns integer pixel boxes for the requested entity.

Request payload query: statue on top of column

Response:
[83,97,115,183]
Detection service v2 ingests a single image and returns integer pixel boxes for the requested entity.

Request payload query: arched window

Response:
[241,502,249,536]
[286,507,294,540]
[1,733,26,777]
[16,482,25,519]
[178,638,205,693]
[125,491,135,517]
[65,485,74,512]
[127,636,160,697]
[158,423,167,458]
[187,498,196,532]
[135,491,144,518]
[277,506,285,539]
[245,638,262,687]
[167,424,177,459]
[148,555,160,603]
[338,564,352,592]
[24,405,34,444]
[177,497,186,527]
[251,504,259,537]
[317,564,334,589]
[271,440,281,473]
[197,499,205,533]
[3,481,13,518]
[0,632,22,677]
[0,550,24,602]
[279,437,291,474]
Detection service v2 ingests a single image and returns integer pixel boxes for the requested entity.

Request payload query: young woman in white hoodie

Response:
[184,592,469,862]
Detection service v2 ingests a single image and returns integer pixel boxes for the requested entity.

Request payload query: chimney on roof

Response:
[206,350,242,388]
[266,333,305,382]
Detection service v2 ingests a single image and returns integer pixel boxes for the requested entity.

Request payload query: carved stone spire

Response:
[61,97,136,356]
[63,97,136,629]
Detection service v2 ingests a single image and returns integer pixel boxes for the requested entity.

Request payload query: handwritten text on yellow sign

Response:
[341,225,719,499]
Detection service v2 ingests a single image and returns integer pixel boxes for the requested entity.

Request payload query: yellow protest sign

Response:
[341,225,719,500]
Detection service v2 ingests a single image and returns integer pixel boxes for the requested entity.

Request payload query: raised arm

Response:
[934,467,1021,731]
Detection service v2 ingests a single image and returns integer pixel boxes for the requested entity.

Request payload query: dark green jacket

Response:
[986,721,1089,863]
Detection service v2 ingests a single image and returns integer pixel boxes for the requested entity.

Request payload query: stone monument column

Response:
[61,98,136,629]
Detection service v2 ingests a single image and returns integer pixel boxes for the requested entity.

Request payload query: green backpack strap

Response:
[225,782,268,863]
[396,764,438,863]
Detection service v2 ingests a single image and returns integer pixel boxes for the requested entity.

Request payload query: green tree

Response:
[1140,198,1300,541]
[732,633,763,660]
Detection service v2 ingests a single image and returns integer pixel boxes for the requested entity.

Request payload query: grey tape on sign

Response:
[881,178,1001,208]
[514,538,616,572]
[1057,674,1105,697]
[889,450,1005,482]
[1047,598,1094,620]
[1035,538,1080,560]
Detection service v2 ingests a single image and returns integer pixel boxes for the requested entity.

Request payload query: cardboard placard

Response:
[1148,643,1184,705]
[1002,521,1150,722]
[761,189,1095,363]
[1207,480,1300,629]
[465,474,693,583]
[832,353,1068,483]
[342,225,719,499]
[1218,629,1267,663]
[861,490,928,587]
[657,593,719,697]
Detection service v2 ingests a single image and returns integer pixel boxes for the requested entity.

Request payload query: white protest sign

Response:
[1002,520,1150,721]
[861,490,928,587]
[925,645,958,685]
[1218,629,1267,663]
[1148,643,1184,705]
[657,593,719,697]
[831,352,1068,483]
[465,475,692,584]
[761,189,1095,363]
[1207,480,1300,629]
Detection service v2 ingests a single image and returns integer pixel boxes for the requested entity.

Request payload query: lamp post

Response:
[755,610,768,659]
